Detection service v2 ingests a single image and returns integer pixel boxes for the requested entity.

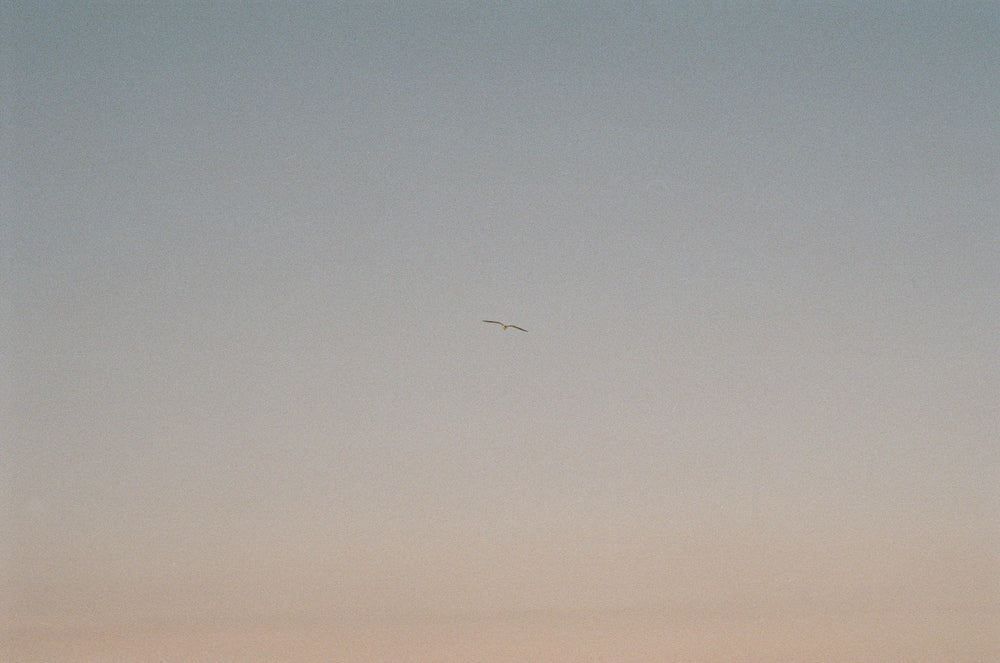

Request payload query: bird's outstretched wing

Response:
[483,319,527,332]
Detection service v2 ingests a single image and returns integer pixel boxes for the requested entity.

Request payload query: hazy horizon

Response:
[5,2,998,661]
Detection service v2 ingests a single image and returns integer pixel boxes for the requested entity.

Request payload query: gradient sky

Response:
[5,2,999,661]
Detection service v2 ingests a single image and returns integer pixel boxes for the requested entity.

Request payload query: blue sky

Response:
[5,2,999,659]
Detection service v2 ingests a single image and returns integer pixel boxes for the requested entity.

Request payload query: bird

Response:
[483,320,528,332]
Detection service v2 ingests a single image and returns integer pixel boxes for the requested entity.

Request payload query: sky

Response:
[4,2,999,661]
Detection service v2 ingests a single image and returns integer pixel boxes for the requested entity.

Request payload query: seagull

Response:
[483,320,528,332]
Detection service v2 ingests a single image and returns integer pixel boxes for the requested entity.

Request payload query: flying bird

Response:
[483,320,528,332]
